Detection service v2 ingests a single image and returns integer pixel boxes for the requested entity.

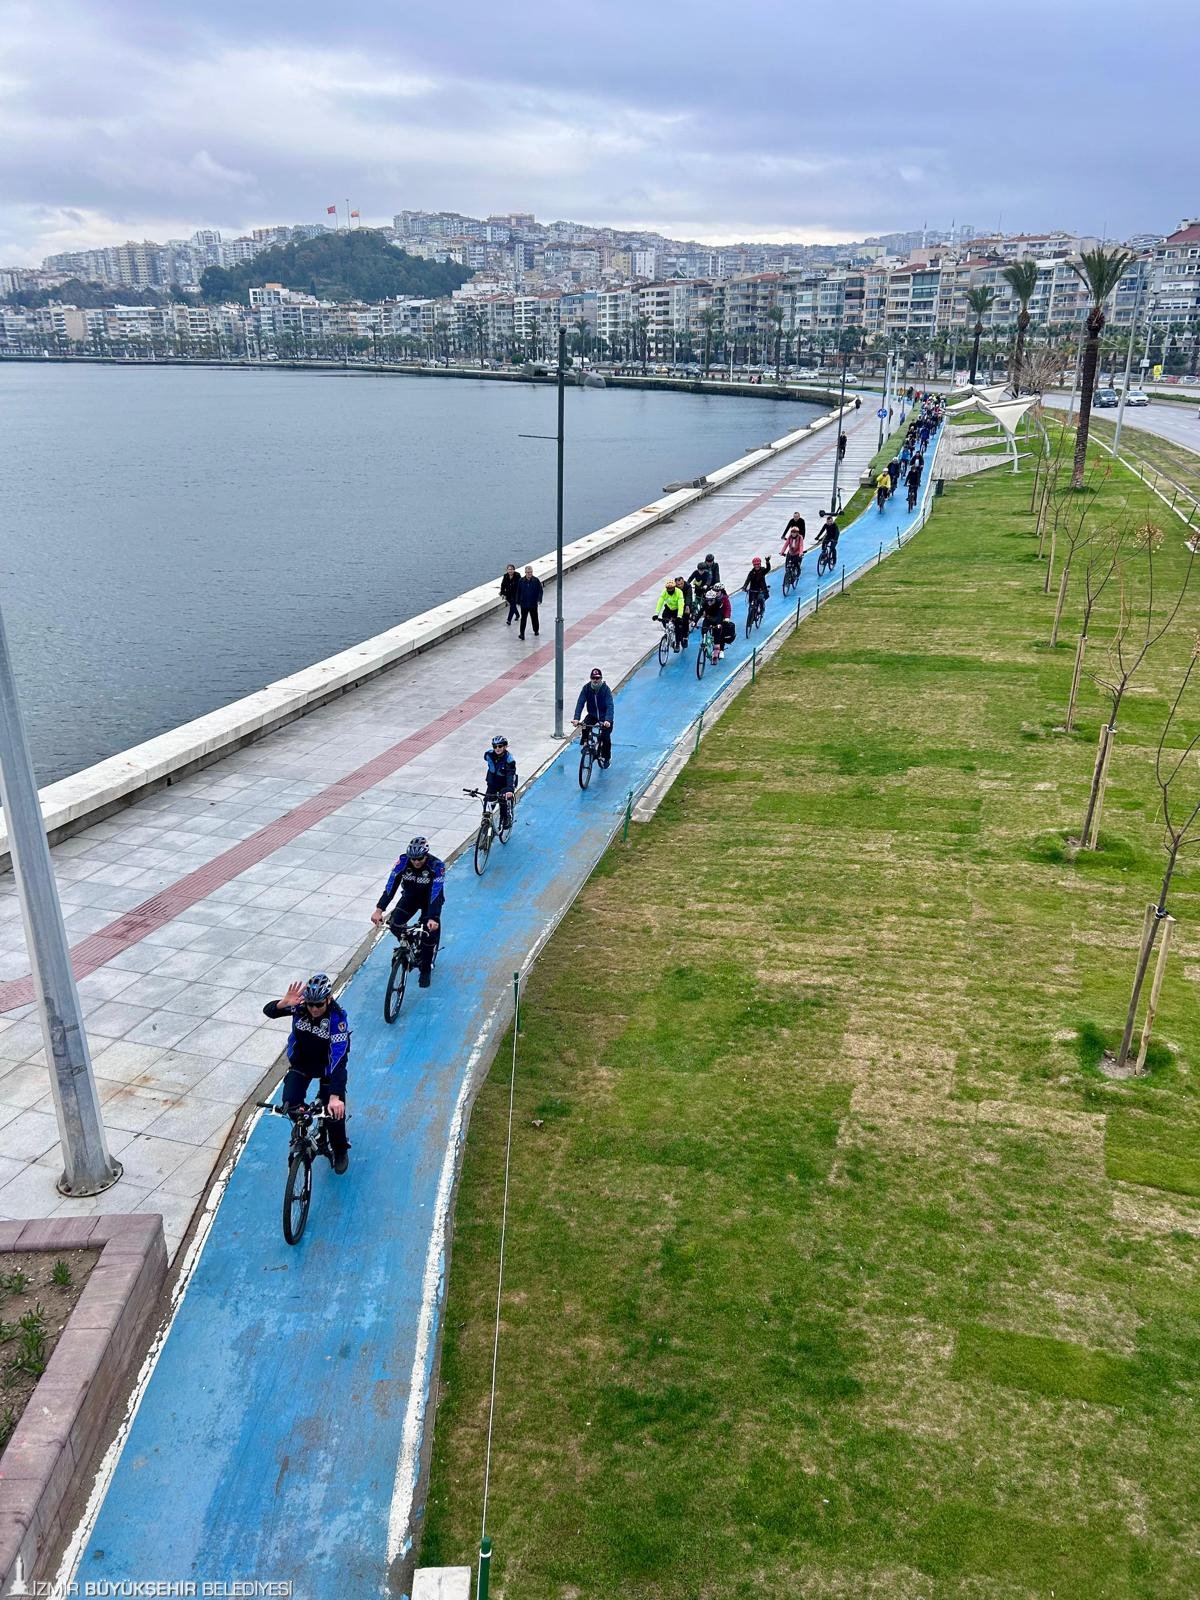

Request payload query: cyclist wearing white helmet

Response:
[484,734,518,830]
[371,837,445,988]
[262,973,352,1173]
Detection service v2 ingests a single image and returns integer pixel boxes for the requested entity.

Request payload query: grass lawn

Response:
[1084,415,1200,505]
[421,438,1200,1597]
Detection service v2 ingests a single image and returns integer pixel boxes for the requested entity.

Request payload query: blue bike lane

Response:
[73,427,941,1598]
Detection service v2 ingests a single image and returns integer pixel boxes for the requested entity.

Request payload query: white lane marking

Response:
[384,993,506,1580]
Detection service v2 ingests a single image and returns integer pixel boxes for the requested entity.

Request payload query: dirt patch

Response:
[0,1248,98,1454]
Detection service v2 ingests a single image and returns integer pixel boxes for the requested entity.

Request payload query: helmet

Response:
[589,667,603,681]
[491,734,508,748]
[751,557,762,567]
[715,583,726,594]
[705,588,717,601]
[407,836,429,858]
[303,973,333,1004]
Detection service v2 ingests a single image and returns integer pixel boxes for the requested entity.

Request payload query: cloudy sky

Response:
[1,0,1196,264]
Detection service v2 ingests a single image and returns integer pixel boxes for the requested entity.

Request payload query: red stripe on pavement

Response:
[0,421,846,1014]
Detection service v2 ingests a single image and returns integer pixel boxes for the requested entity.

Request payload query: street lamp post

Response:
[878,352,892,451]
[828,344,850,516]
[554,327,566,738]
[0,601,120,1196]
[1113,269,1147,458]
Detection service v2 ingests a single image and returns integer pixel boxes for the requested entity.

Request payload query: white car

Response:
[1125,388,1150,407]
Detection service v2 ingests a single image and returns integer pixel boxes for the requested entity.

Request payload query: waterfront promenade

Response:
[1,397,884,1251]
[0,393,947,1593]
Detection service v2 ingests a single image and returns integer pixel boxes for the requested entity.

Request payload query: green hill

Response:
[199,229,469,305]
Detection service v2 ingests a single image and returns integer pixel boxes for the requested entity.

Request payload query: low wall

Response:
[0,400,851,869]
[0,1216,167,1594]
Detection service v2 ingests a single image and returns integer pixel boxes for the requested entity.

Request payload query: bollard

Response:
[794,592,802,628]
[693,710,704,753]
[479,1536,492,1600]
[840,567,845,594]
[622,790,633,842]
[814,583,820,612]
[752,645,758,681]
[877,543,882,566]
[896,531,902,550]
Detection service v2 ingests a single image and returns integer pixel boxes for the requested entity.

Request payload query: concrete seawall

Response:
[0,396,850,868]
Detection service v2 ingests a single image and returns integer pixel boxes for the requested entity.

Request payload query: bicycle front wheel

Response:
[782,570,796,598]
[657,629,670,667]
[474,817,493,875]
[579,744,595,791]
[384,952,408,1024]
[283,1153,312,1245]
[696,640,708,679]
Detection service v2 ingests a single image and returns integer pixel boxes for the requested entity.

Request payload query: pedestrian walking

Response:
[516,564,543,640]
[499,563,520,626]
[837,431,848,461]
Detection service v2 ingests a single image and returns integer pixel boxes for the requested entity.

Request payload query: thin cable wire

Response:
[480,972,520,1547]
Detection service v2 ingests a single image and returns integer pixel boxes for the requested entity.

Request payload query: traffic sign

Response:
[877,407,888,418]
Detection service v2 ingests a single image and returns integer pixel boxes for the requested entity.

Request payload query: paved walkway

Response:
[1,400,886,1253]
[63,415,945,1598]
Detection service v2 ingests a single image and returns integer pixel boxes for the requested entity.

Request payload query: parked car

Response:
[1125,388,1150,406]
[1093,388,1119,408]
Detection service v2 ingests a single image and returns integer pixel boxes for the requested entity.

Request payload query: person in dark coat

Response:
[499,563,520,626]
[517,565,543,640]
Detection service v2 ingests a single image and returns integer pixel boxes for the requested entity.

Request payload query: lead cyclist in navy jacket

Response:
[370,836,445,988]
[573,667,614,766]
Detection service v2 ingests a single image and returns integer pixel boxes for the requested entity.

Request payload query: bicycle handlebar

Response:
[256,1100,331,1121]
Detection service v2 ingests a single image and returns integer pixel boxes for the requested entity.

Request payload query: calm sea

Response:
[0,363,819,783]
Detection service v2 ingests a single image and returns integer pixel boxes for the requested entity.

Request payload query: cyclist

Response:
[483,734,517,830]
[886,456,902,495]
[370,836,445,988]
[741,555,772,611]
[688,552,721,592]
[676,574,696,636]
[654,578,689,649]
[262,973,351,1174]
[875,468,892,512]
[816,512,840,567]
[906,461,922,511]
[573,667,614,766]
[781,514,806,580]
[699,586,734,659]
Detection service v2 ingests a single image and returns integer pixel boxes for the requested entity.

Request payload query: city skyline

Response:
[2,0,1198,265]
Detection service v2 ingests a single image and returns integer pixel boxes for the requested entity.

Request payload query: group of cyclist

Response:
[874,395,945,513]
[262,403,937,1169]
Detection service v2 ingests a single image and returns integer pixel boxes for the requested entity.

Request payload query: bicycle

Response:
[463,785,513,875]
[816,541,837,578]
[256,1099,336,1245]
[656,616,683,667]
[781,551,802,597]
[744,591,766,638]
[875,484,890,514]
[383,917,435,1023]
[577,719,607,790]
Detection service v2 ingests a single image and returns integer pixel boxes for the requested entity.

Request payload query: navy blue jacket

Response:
[516,574,543,607]
[262,999,351,1095]
[484,748,518,793]
[574,680,614,724]
[377,853,446,918]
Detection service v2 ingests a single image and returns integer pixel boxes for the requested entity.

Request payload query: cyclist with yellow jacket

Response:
[654,579,689,649]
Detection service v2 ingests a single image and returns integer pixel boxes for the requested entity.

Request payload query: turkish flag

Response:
[350,210,360,219]
[326,205,337,215]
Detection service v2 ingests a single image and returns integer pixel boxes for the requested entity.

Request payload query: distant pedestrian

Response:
[517,565,543,640]
[499,563,520,626]
[853,396,861,412]
[837,431,848,461]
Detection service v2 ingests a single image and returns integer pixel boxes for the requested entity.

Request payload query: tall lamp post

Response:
[828,336,851,516]
[1112,266,1147,458]
[0,601,120,1195]
[554,327,566,737]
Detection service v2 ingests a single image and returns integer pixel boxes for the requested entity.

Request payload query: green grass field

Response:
[420,438,1200,1598]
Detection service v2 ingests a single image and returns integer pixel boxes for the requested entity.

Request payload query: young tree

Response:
[965,287,996,384]
[1115,639,1200,1071]
[1065,522,1124,731]
[1078,526,1193,848]
[1001,260,1040,397]
[1069,247,1134,489]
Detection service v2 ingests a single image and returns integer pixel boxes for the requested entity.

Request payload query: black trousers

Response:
[505,596,519,624]
[281,1067,348,1156]
[484,782,514,827]
[388,890,441,977]
[519,604,540,637]
[581,713,611,762]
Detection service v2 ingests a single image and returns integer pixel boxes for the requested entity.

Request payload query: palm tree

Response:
[631,315,651,376]
[765,304,785,379]
[965,286,996,383]
[1070,247,1134,489]
[1001,260,1040,396]
[697,308,719,377]
[573,316,590,357]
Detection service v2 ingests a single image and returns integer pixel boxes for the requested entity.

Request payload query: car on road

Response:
[1125,388,1150,406]
[1093,387,1119,407]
